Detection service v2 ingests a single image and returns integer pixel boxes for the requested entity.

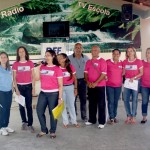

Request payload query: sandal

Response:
[141,119,147,124]
[114,118,119,123]
[73,124,80,128]
[50,133,56,139]
[107,119,114,125]
[124,117,131,124]
[63,124,68,128]
[130,118,136,124]
[36,132,47,138]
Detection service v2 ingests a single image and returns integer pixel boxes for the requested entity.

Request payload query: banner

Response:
[41,43,66,58]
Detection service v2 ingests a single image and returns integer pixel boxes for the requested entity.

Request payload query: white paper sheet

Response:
[14,94,25,107]
[124,79,138,91]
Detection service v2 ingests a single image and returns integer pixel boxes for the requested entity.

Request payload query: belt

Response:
[77,78,84,80]
[63,84,73,86]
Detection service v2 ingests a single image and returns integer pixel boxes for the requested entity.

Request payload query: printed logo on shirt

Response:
[40,69,54,76]
[63,72,70,77]
[125,65,137,70]
[18,66,30,72]
[94,63,98,67]
[118,66,123,69]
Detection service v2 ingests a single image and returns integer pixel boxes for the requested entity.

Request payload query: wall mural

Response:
[0,0,141,55]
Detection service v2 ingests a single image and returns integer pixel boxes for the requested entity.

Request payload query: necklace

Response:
[75,58,82,68]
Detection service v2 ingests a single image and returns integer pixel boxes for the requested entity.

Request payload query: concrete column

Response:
[140,17,150,59]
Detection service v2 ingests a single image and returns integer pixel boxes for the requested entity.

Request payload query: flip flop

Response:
[36,132,47,138]
[50,133,56,139]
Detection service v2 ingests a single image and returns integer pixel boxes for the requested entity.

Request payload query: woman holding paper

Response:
[141,48,150,124]
[57,53,79,128]
[123,47,143,124]
[0,52,14,136]
[12,46,35,133]
[36,50,63,139]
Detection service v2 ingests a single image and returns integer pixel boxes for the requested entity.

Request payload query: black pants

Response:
[88,86,106,125]
[75,79,87,120]
[18,84,33,126]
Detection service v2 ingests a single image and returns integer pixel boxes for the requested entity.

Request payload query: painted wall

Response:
[0,0,141,61]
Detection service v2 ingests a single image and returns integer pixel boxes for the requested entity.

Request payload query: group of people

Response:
[0,43,150,139]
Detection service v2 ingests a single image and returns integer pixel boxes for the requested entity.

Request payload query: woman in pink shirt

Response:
[12,46,35,132]
[57,53,79,128]
[36,50,63,139]
[106,49,123,124]
[123,47,143,124]
[141,48,150,124]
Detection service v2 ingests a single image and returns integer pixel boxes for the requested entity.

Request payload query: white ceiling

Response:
[0,0,29,11]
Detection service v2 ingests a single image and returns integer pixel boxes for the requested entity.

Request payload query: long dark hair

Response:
[59,53,73,80]
[16,46,29,62]
[0,52,11,70]
[44,50,59,66]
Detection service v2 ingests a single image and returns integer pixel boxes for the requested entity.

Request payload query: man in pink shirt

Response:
[84,45,107,129]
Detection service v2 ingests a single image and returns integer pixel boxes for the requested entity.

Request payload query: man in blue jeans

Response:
[69,43,89,121]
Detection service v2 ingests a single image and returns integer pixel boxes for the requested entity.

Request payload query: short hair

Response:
[112,49,121,54]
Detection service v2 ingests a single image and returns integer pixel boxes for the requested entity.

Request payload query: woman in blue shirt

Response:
[0,52,14,136]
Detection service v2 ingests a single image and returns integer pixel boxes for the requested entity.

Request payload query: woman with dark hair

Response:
[106,49,123,124]
[123,47,143,124]
[57,53,79,128]
[36,50,63,138]
[12,46,35,132]
[0,52,14,136]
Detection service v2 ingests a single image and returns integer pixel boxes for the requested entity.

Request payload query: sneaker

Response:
[85,121,92,125]
[98,124,105,129]
[28,126,35,133]
[21,123,28,130]
[5,127,15,133]
[0,128,9,136]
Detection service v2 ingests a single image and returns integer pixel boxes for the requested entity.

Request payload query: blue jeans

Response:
[36,91,58,134]
[141,87,150,116]
[75,78,87,120]
[0,90,12,128]
[62,85,77,125]
[17,84,33,126]
[106,86,122,119]
[123,87,138,117]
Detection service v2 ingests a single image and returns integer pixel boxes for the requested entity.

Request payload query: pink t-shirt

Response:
[123,59,143,79]
[12,60,34,84]
[60,64,76,85]
[106,59,123,87]
[141,60,150,87]
[40,65,63,92]
[84,57,107,87]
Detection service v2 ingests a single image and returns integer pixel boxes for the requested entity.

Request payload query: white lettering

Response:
[0,6,24,18]
[1,11,7,18]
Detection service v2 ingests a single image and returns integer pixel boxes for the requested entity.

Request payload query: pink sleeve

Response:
[70,64,76,74]
[30,61,34,69]
[56,67,63,78]
[100,59,107,74]
[138,59,143,69]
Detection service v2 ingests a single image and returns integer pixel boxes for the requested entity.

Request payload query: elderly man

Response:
[84,45,107,129]
[69,43,89,121]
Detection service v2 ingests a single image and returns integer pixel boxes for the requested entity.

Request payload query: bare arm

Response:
[73,73,78,96]
[84,72,92,88]
[13,71,20,95]
[31,69,36,96]
[58,77,63,106]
